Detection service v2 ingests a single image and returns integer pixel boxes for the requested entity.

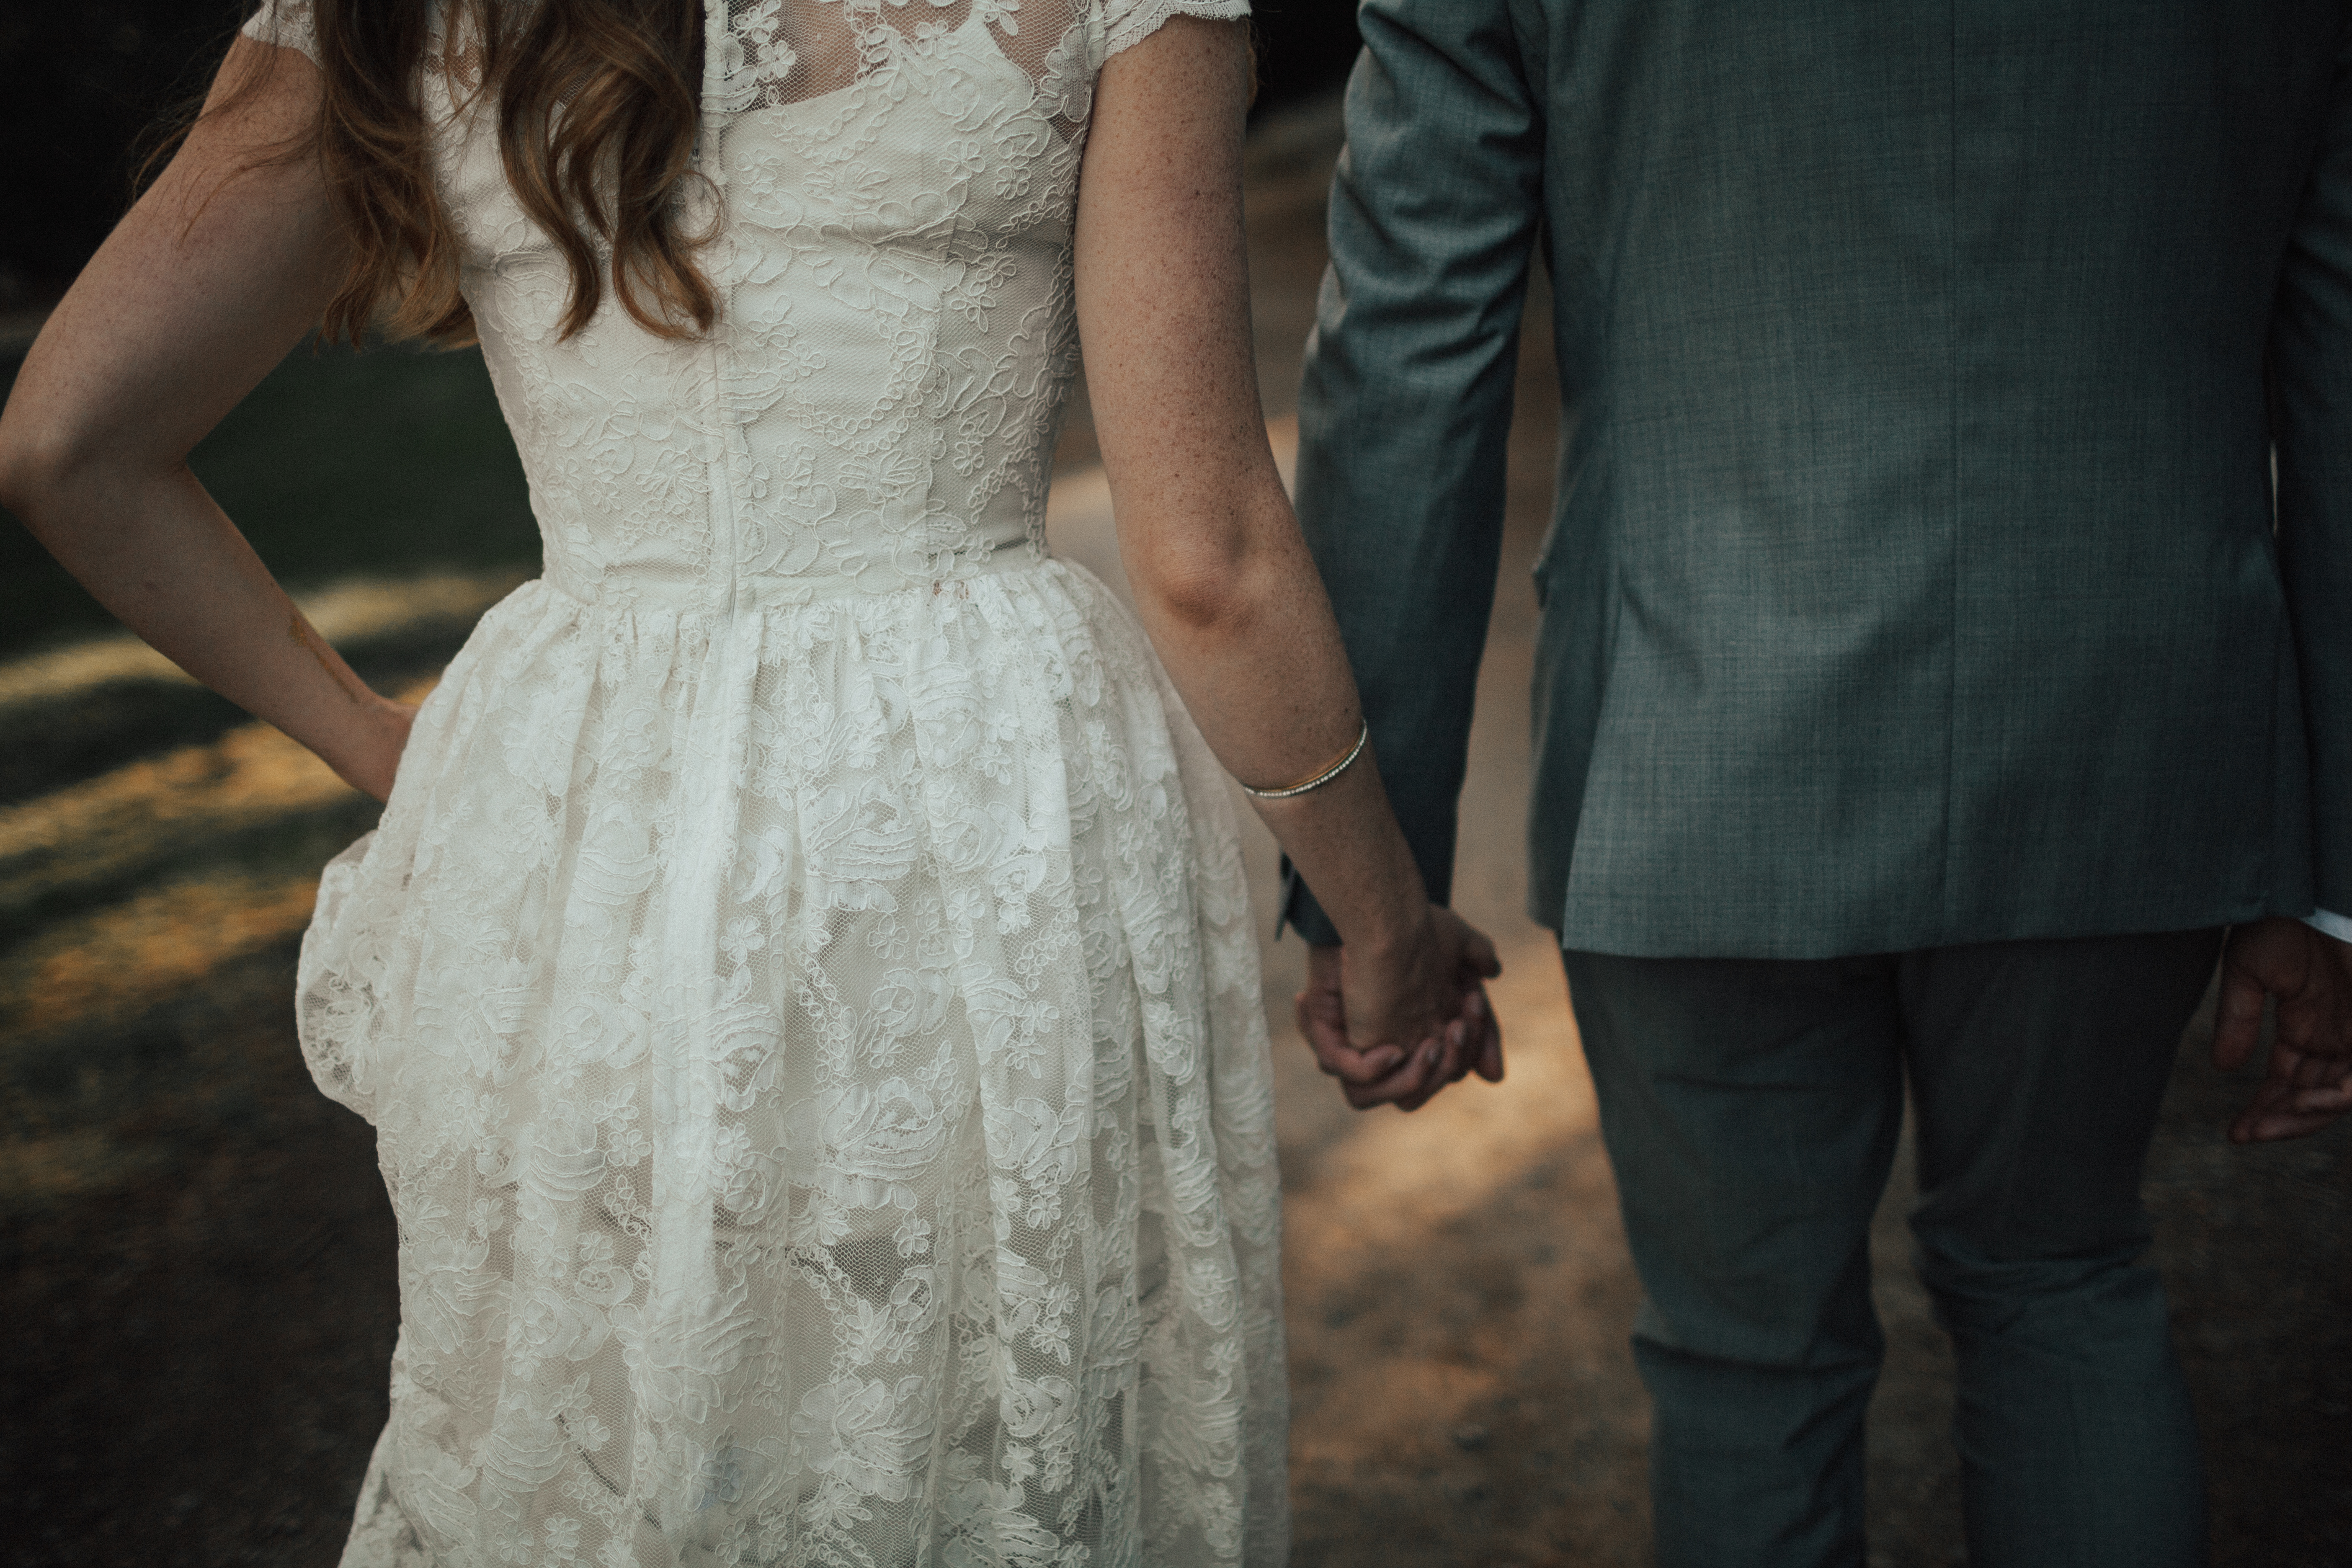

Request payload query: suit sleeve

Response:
[2272,24,2352,918]
[1279,0,1545,944]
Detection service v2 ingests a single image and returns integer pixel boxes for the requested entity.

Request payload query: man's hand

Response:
[2216,917,2352,1065]
[1297,919,1503,1112]
[2215,918,2352,1142]
[2225,1037,2352,1143]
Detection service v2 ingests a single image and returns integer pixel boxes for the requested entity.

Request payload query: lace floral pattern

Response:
[241,3,1271,1565]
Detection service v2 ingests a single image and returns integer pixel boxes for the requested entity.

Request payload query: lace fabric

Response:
[239,3,1275,1565]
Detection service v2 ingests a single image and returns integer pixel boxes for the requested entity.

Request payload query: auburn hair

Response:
[202,0,717,346]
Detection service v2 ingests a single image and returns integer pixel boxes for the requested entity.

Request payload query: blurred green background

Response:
[0,344,536,659]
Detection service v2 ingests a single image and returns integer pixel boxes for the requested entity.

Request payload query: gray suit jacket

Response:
[1283,0,2352,959]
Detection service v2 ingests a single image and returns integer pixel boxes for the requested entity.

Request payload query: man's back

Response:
[1285,10,2352,1563]
[1285,0,2352,957]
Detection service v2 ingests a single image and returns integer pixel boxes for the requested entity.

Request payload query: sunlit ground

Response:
[4,96,2351,1566]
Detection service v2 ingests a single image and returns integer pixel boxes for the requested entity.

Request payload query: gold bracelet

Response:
[1240,719,1370,800]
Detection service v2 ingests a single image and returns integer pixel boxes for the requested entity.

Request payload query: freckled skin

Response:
[289,612,372,704]
[1079,19,1500,1101]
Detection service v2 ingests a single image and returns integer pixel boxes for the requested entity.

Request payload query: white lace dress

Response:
[240,3,1279,1564]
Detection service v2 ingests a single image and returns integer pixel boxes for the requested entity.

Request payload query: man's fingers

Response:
[1395,1039,1442,1102]
[1343,1042,1434,1109]
[2292,1081,2352,1114]
[2291,1044,2340,1091]
[1293,990,1342,1070]
[1294,987,1404,1084]
[1439,1019,1470,1085]
[2276,998,2321,1057]
[2234,1104,2350,1142]
[1477,1030,1506,1083]
[1447,985,1503,1083]
[2212,918,2352,1064]
[1473,993,1505,1083]
[1316,1037,1406,1084]
[2230,1079,2298,1142]
[1323,1048,1406,1084]
[2279,988,2352,1060]
[2290,1056,2352,1113]
[2230,1062,2352,1141]
[1394,1050,1446,1111]
[1343,1039,1442,1111]
[1305,1001,1407,1081]
[2213,968,2266,1070]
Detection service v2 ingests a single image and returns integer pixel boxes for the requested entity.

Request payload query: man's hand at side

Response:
[2215,917,2352,1141]
[2225,1035,2352,1142]
[2216,917,2352,1064]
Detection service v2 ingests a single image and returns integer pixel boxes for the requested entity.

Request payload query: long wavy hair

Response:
[186,0,716,346]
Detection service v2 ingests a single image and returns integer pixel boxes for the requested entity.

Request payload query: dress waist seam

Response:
[536,541,1057,617]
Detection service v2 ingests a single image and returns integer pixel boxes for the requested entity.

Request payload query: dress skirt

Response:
[298,555,1287,1568]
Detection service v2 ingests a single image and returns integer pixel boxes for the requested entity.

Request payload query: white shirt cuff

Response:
[2306,908,2352,943]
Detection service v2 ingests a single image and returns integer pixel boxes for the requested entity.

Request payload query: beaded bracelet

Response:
[1239,719,1370,800]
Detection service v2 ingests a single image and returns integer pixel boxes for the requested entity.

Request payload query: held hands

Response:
[2214,916,2352,1142]
[1297,908,1503,1112]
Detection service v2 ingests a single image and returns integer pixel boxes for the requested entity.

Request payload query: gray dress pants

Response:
[1561,928,2222,1568]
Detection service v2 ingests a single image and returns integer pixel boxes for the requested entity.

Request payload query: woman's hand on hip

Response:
[325,696,419,805]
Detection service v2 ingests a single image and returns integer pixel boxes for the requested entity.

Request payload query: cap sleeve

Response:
[240,0,321,65]
[1102,0,1251,61]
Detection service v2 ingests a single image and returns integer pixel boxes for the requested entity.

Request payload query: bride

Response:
[0,0,1502,1563]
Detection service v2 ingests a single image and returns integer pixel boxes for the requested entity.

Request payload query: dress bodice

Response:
[286,0,1237,613]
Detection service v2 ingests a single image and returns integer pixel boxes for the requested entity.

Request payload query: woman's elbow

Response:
[0,397,123,523]
[1130,528,1265,633]
[0,409,80,520]
[1123,484,1305,632]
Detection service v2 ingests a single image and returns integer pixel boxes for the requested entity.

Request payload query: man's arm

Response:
[1280,0,1547,945]
[2273,19,2352,929]
[2215,21,2352,1137]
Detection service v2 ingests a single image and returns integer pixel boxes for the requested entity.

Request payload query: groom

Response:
[1282,2,2352,1565]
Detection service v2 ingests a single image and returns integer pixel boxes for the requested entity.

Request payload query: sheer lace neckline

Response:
[715,0,1045,111]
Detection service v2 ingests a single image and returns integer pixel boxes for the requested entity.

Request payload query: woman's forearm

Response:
[1073,18,1444,949]
[3,457,412,798]
[1119,483,1434,952]
[0,36,411,799]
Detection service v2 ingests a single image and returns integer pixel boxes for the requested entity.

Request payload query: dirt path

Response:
[2,96,2348,1568]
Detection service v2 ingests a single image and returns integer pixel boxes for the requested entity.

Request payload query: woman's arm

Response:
[0,36,413,801]
[1073,16,1500,1105]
